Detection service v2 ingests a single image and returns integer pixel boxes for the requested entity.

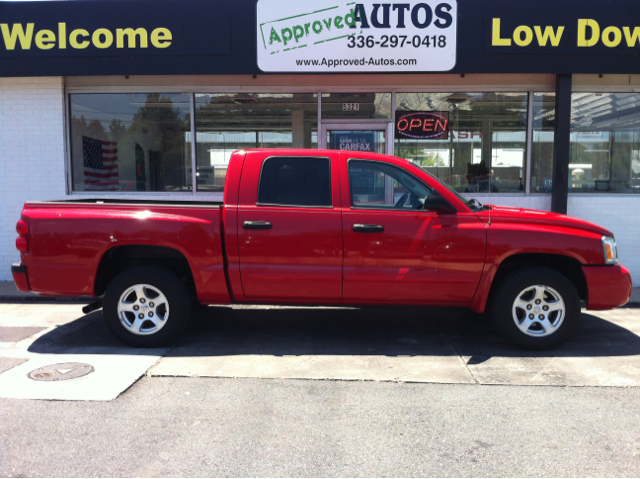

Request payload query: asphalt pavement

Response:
[2,377,640,477]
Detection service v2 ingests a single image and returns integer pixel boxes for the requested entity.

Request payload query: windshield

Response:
[417,166,489,212]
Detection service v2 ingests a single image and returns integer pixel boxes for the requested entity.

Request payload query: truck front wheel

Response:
[103,266,192,347]
[489,267,581,350]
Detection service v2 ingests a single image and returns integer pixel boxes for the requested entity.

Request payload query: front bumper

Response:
[11,263,30,293]
[583,264,632,310]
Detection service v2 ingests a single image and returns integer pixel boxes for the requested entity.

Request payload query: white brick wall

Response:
[0,77,66,281]
[466,194,552,212]
[568,195,640,285]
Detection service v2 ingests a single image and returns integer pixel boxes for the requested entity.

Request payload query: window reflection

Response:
[69,93,191,192]
[194,93,318,192]
[531,92,640,194]
[349,160,434,209]
[530,93,556,193]
[394,93,528,193]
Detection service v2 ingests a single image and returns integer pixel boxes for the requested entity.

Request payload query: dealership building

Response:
[1,0,640,285]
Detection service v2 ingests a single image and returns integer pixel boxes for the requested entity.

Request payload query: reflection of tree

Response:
[531,138,554,191]
[71,116,108,141]
[109,119,127,143]
[418,152,446,167]
[610,132,634,189]
[395,149,445,167]
[118,93,190,190]
[71,94,189,191]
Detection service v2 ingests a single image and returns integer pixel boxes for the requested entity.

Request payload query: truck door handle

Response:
[243,221,272,230]
[353,224,384,233]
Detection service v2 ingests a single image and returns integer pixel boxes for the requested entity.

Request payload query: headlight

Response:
[601,235,618,265]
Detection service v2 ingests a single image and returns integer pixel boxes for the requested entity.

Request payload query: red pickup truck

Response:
[12,149,632,349]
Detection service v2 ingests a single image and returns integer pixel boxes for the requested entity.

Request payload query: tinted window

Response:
[258,157,331,207]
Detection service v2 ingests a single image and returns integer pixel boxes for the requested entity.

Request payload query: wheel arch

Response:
[491,253,588,303]
[94,245,197,299]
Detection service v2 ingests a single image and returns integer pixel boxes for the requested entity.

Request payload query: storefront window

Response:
[531,92,640,194]
[194,93,318,192]
[530,93,555,193]
[321,93,392,119]
[69,93,191,192]
[394,92,528,193]
[570,93,640,193]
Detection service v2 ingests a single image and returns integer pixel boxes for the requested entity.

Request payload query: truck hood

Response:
[476,205,611,237]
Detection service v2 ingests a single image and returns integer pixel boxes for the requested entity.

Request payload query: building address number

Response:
[343,103,360,111]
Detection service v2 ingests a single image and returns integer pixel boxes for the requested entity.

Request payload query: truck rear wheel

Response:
[103,266,191,347]
[489,267,581,350]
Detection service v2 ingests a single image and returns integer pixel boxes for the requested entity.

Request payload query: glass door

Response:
[319,122,394,155]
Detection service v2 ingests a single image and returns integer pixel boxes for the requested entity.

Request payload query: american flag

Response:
[83,136,119,191]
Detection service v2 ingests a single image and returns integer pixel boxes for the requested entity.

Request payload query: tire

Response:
[103,266,192,347]
[489,267,581,350]
[191,301,208,311]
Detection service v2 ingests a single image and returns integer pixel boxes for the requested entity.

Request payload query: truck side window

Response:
[349,160,438,210]
[258,157,332,207]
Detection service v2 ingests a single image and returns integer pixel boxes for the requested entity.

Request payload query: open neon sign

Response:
[396,112,449,140]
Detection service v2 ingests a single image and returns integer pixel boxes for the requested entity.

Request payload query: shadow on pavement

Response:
[27,305,640,359]
[26,311,164,356]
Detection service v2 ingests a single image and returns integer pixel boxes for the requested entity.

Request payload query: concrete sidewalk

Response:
[2,302,640,402]
[2,280,639,304]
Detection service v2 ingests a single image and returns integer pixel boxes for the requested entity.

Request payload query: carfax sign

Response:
[257,0,457,72]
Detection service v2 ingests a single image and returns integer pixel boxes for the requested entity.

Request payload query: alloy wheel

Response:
[511,284,565,337]
[117,284,170,335]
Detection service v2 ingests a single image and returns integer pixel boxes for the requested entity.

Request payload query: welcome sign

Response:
[257,0,457,72]
[0,1,230,59]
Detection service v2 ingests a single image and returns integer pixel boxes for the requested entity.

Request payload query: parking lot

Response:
[2,293,640,477]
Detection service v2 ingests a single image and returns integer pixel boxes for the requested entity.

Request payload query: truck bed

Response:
[18,200,229,303]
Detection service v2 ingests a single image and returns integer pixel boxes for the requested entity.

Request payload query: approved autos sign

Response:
[257,0,457,72]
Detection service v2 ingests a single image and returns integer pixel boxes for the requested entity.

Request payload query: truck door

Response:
[341,156,486,304]
[237,152,343,300]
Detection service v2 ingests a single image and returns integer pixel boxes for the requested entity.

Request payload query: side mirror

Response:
[423,195,457,214]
